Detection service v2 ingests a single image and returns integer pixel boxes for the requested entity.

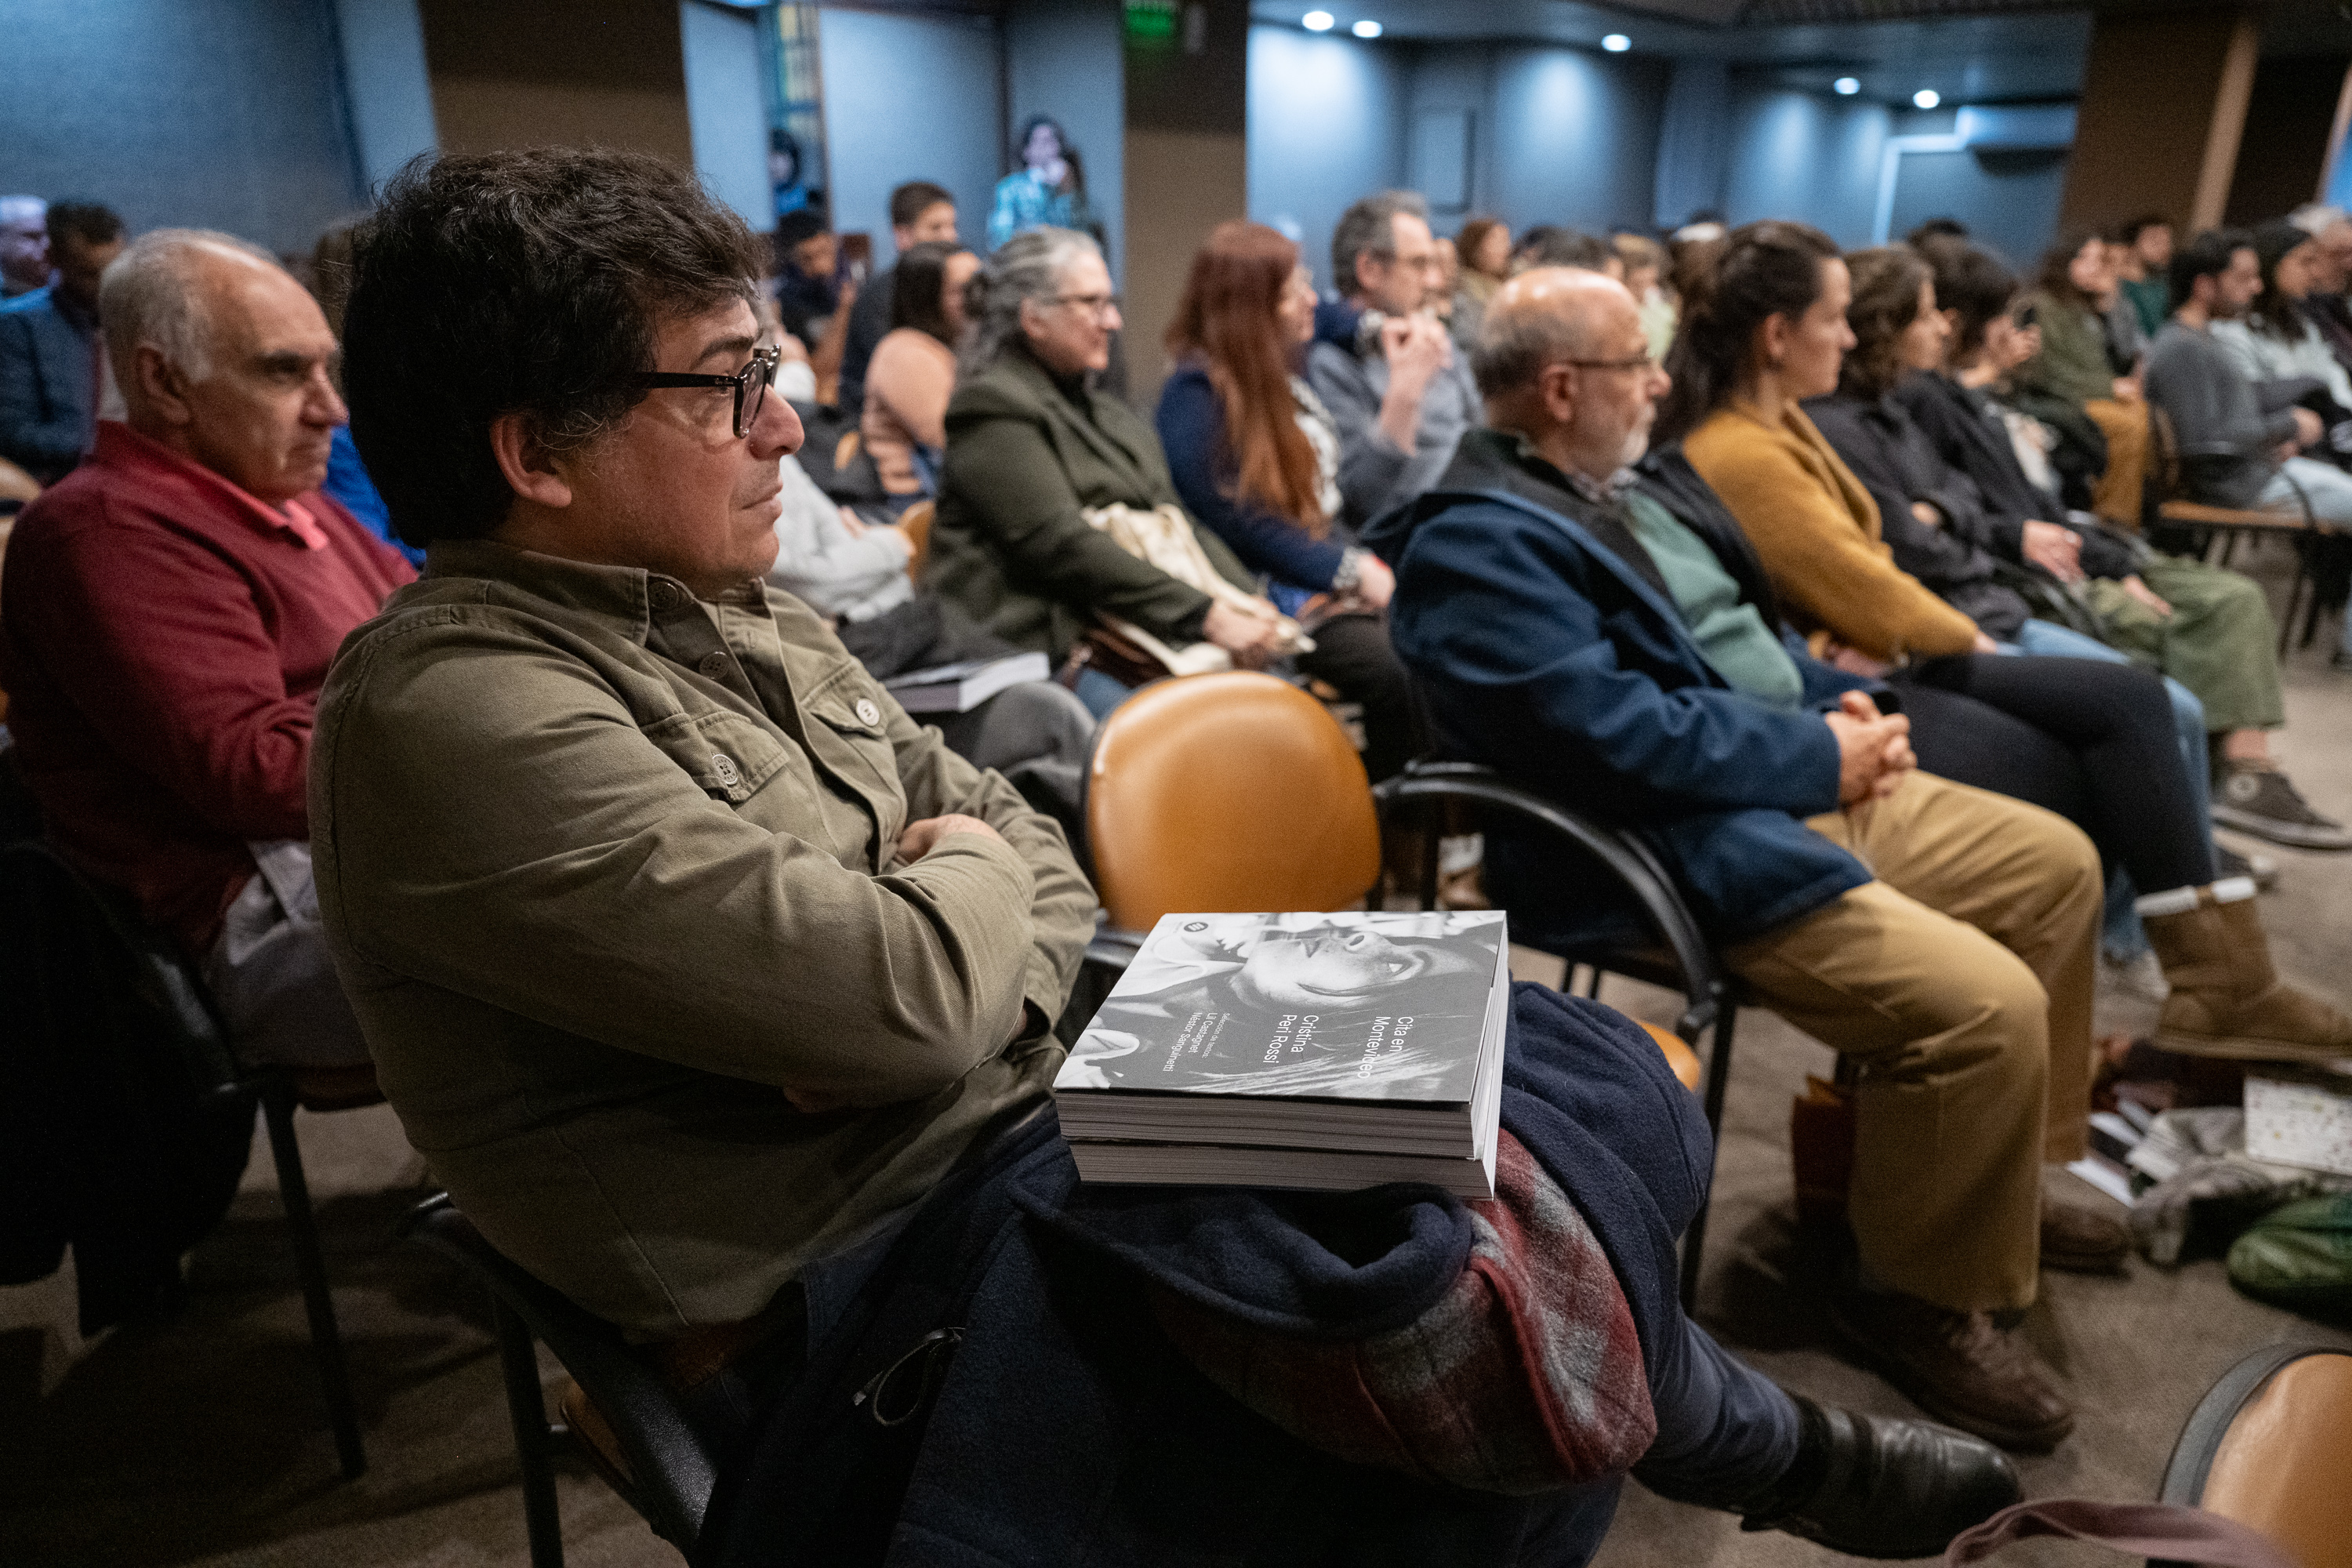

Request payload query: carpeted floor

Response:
[4,577,2350,1568]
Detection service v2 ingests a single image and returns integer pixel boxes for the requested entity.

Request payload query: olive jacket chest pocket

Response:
[643,710,793,808]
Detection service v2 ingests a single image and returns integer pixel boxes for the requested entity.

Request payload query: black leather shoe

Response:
[1740,1397,2021,1559]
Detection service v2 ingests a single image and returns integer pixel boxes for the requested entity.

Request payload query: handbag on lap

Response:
[1074,503,1312,683]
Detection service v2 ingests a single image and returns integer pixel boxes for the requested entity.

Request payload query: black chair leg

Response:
[260,1079,365,1479]
[1578,964,1604,1000]
[1678,988,1738,1312]
[492,1294,567,1568]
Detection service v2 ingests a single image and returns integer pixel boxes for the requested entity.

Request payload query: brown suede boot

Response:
[2141,887,2352,1063]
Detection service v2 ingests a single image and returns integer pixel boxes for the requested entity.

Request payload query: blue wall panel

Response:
[1247,27,1409,291]
[1486,45,1667,237]
[818,8,1005,264]
[2,0,366,256]
[1722,88,1891,248]
[1006,0,1123,277]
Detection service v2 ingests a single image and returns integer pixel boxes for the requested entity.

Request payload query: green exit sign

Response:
[1124,0,1178,41]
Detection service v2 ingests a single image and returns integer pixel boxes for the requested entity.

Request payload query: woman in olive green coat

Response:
[927,228,1288,716]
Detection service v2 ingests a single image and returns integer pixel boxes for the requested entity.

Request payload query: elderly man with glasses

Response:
[1308,189,1488,526]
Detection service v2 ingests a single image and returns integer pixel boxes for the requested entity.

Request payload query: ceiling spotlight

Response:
[1301,9,1334,30]
[1352,17,1382,37]
[1833,76,1860,95]
[1912,88,1940,109]
[1602,33,1631,51]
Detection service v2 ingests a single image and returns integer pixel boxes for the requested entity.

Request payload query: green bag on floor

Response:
[2227,1194,2352,1317]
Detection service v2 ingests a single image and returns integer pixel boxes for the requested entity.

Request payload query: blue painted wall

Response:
[1247,27,1409,289]
[332,0,439,197]
[2,0,366,255]
[1486,45,1668,237]
[683,0,773,233]
[1721,89,1893,248]
[818,6,1005,263]
[1004,0,1125,276]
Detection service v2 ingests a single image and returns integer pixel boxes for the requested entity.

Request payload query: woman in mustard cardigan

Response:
[1657,219,2349,1069]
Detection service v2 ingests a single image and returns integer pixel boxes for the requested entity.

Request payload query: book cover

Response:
[883,651,1051,713]
[1056,910,1507,1108]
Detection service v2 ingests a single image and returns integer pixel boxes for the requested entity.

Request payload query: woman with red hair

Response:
[1154,221,1421,779]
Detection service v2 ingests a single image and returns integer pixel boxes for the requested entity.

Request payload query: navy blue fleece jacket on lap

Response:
[1154,362,1348,614]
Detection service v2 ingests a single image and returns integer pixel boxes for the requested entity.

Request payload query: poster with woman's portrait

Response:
[1058,911,1507,1104]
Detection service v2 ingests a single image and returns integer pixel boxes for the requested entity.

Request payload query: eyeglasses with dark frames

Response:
[632,344,782,439]
[1562,353,1658,374]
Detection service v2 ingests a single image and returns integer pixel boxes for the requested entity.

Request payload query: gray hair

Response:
[98,227,281,387]
[1471,281,1605,401]
[0,194,44,227]
[959,226,1100,381]
[2290,202,2350,238]
[1331,190,1428,297]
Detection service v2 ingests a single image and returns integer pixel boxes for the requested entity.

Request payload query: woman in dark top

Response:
[1154,222,1421,780]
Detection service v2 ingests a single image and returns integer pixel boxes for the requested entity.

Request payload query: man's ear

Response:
[1541,364,1578,426]
[133,345,195,428]
[490,412,575,510]
[1353,250,1382,299]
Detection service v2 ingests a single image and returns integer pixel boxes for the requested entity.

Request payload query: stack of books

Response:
[883,651,1049,713]
[1054,910,1512,1198]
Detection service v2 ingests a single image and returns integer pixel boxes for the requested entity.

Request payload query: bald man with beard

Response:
[1367,269,2112,1456]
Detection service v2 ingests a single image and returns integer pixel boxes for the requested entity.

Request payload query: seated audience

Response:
[1449,214,1510,347]
[307,216,423,566]
[321,150,2016,1564]
[2288,202,2352,375]
[1668,222,2349,1065]
[1616,231,1678,361]
[1,194,47,298]
[0,200,125,485]
[862,239,976,503]
[2210,219,2352,416]
[2114,215,2174,340]
[771,208,858,400]
[0,229,412,1068]
[2147,227,2352,676]
[1308,190,1480,526]
[1914,239,2344,851]
[2013,229,2151,525]
[1374,264,2110,1451]
[928,227,1289,717]
[1514,225,1621,279]
[765,451,1095,832]
[989,115,1089,251]
[838,179,957,423]
[1153,220,1422,779]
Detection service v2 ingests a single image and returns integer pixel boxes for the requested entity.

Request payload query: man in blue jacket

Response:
[1369,268,2109,1456]
[0,200,123,485]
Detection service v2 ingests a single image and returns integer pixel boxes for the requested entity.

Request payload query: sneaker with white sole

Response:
[2211,765,2352,852]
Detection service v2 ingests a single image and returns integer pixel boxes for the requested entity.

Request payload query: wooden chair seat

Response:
[2155,499,2329,532]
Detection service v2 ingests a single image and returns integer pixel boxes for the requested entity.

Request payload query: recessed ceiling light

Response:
[1301,9,1334,30]
[1834,76,1860,95]
[1602,33,1631,52]
[1913,88,1940,109]
[1351,17,1382,37]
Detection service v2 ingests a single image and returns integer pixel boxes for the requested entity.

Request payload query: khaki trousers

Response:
[2085,397,2151,528]
[1723,772,2102,1313]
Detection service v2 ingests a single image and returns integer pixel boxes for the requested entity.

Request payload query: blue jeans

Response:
[1632,1316,1802,1506]
[1071,666,1138,720]
[1999,619,2214,959]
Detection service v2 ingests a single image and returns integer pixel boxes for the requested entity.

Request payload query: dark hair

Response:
[2034,227,2107,310]
[887,180,954,232]
[775,208,829,250]
[1166,221,1326,538]
[1904,217,1969,247]
[890,240,972,346]
[1654,220,1841,442]
[1332,190,1428,297]
[2246,218,2315,345]
[343,148,760,547]
[1919,239,2019,361]
[1840,246,1935,398]
[1518,227,1613,273]
[44,200,124,251]
[2119,213,2171,246]
[1667,232,1726,308]
[2169,227,2255,311]
[1016,115,1069,172]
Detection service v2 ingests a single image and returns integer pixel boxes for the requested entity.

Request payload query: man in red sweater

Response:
[0,228,412,1068]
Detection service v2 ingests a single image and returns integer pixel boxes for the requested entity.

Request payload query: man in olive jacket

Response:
[313,150,1092,1339]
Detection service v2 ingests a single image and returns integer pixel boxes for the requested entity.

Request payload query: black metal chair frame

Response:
[401,1192,722,1568]
[1371,761,1740,1308]
[2149,405,2338,655]
[2,836,366,1479]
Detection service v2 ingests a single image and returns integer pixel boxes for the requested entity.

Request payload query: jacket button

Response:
[648,580,686,613]
[711,753,741,788]
[699,652,731,677]
[855,698,881,726]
